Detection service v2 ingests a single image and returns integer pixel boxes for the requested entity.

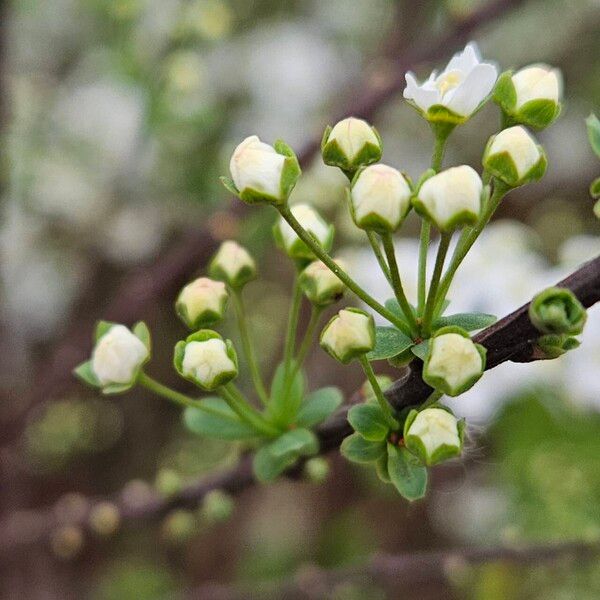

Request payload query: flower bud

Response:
[413,166,482,231]
[162,509,196,544]
[304,457,330,483]
[494,65,562,129]
[175,277,228,330]
[200,490,235,523]
[174,330,238,390]
[273,204,334,261]
[483,126,547,187]
[88,502,121,537]
[320,308,375,364]
[299,259,346,306]
[75,322,150,394]
[423,326,486,396]
[321,117,382,173]
[222,135,301,205]
[350,164,412,232]
[403,407,463,466]
[529,287,587,335]
[209,240,257,288]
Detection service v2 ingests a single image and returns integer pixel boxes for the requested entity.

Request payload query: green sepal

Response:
[321,134,382,172]
[239,187,283,206]
[595,199,600,220]
[266,361,306,426]
[387,444,428,501]
[101,382,134,395]
[375,453,391,483]
[298,262,345,307]
[272,219,335,262]
[347,404,391,442]
[411,340,430,361]
[424,104,467,125]
[183,398,259,441]
[367,326,414,361]
[529,287,587,335]
[95,320,118,342]
[492,71,517,113]
[415,168,436,192]
[320,308,375,364]
[133,321,152,352]
[562,337,581,352]
[433,312,496,332]
[340,433,386,464]
[175,291,229,331]
[209,258,257,290]
[586,113,600,158]
[295,386,343,428]
[517,99,560,129]
[590,177,600,199]
[73,360,100,388]
[274,139,302,201]
[412,194,479,232]
[220,176,239,196]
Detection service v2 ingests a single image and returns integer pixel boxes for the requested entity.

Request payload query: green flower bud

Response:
[209,240,257,288]
[304,457,330,483]
[529,287,587,335]
[321,117,382,174]
[155,468,183,497]
[299,259,346,306]
[483,126,547,187]
[175,277,229,330]
[403,407,464,466]
[320,308,375,364]
[174,330,238,391]
[423,326,486,397]
[200,489,235,523]
[162,510,196,544]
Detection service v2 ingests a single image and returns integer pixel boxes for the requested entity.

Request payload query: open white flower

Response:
[404,408,462,465]
[299,259,346,306]
[414,165,482,231]
[209,240,257,288]
[351,164,412,231]
[92,325,149,386]
[404,42,497,120]
[176,277,228,329]
[322,117,382,171]
[423,328,485,396]
[275,204,333,260]
[320,308,374,364]
[179,336,238,390]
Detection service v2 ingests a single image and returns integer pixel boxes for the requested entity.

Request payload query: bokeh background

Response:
[1,0,599,598]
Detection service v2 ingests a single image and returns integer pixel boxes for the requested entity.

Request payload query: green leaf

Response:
[340,434,386,464]
[384,298,416,322]
[183,398,259,441]
[586,113,600,158]
[296,387,343,428]
[347,404,390,442]
[367,326,414,361]
[375,454,390,483]
[253,446,298,482]
[433,312,497,332]
[268,428,318,458]
[267,361,306,425]
[411,340,430,360]
[387,444,428,501]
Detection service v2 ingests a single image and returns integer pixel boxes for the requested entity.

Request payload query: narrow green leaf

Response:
[268,428,318,458]
[387,444,428,501]
[183,398,259,441]
[347,404,390,442]
[384,298,416,322]
[253,446,297,482]
[411,340,430,360]
[433,312,497,332]
[368,326,414,361]
[340,434,386,464]
[586,113,600,158]
[296,387,342,427]
[267,361,306,425]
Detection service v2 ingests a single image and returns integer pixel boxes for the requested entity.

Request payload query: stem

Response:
[231,289,269,405]
[139,373,207,410]
[276,205,412,336]
[381,232,419,336]
[283,278,303,373]
[359,356,400,430]
[421,390,444,410]
[221,384,279,436]
[417,221,430,314]
[430,130,450,173]
[421,232,451,336]
[293,305,323,375]
[366,231,393,285]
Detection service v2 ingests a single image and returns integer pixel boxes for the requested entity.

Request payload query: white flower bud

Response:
[299,259,346,306]
[322,117,382,172]
[175,331,238,390]
[176,277,228,330]
[209,240,257,288]
[414,165,482,231]
[320,308,374,364]
[91,325,149,387]
[350,164,412,231]
[274,204,333,260]
[404,408,462,465]
[483,126,546,187]
[423,328,485,396]
[512,65,561,110]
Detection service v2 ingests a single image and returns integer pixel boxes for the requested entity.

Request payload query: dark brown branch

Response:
[1,254,598,556]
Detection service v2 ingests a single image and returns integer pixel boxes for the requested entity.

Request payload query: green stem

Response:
[434,180,511,314]
[366,231,393,285]
[421,389,444,410]
[221,383,279,437]
[359,356,400,430]
[276,205,412,336]
[430,129,450,173]
[422,232,451,336]
[417,221,430,314]
[139,373,207,410]
[231,289,269,405]
[283,277,303,373]
[293,305,323,375]
[381,232,419,336]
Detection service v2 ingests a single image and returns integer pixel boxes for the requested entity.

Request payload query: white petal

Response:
[489,126,541,178]
[444,42,481,75]
[445,62,498,117]
[512,65,561,108]
[403,72,440,112]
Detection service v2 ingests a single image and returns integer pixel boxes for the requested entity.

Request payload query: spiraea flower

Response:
[350,164,412,232]
[403,407,464,465]
[413,165,482,231]
[529,287,587,335]
[483,126,547,187]
[299,259,346,306]
[274,204,334,261]
[209,240,257,288]
[174,330,238,391]
[176,277,229,330]
[320,308,375,364]
[403,42,498,124]
[321,117,382,174]
[74,322,151,394]
[494,64,562,129]
[222,135,301,205]
[423,326,486,396]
